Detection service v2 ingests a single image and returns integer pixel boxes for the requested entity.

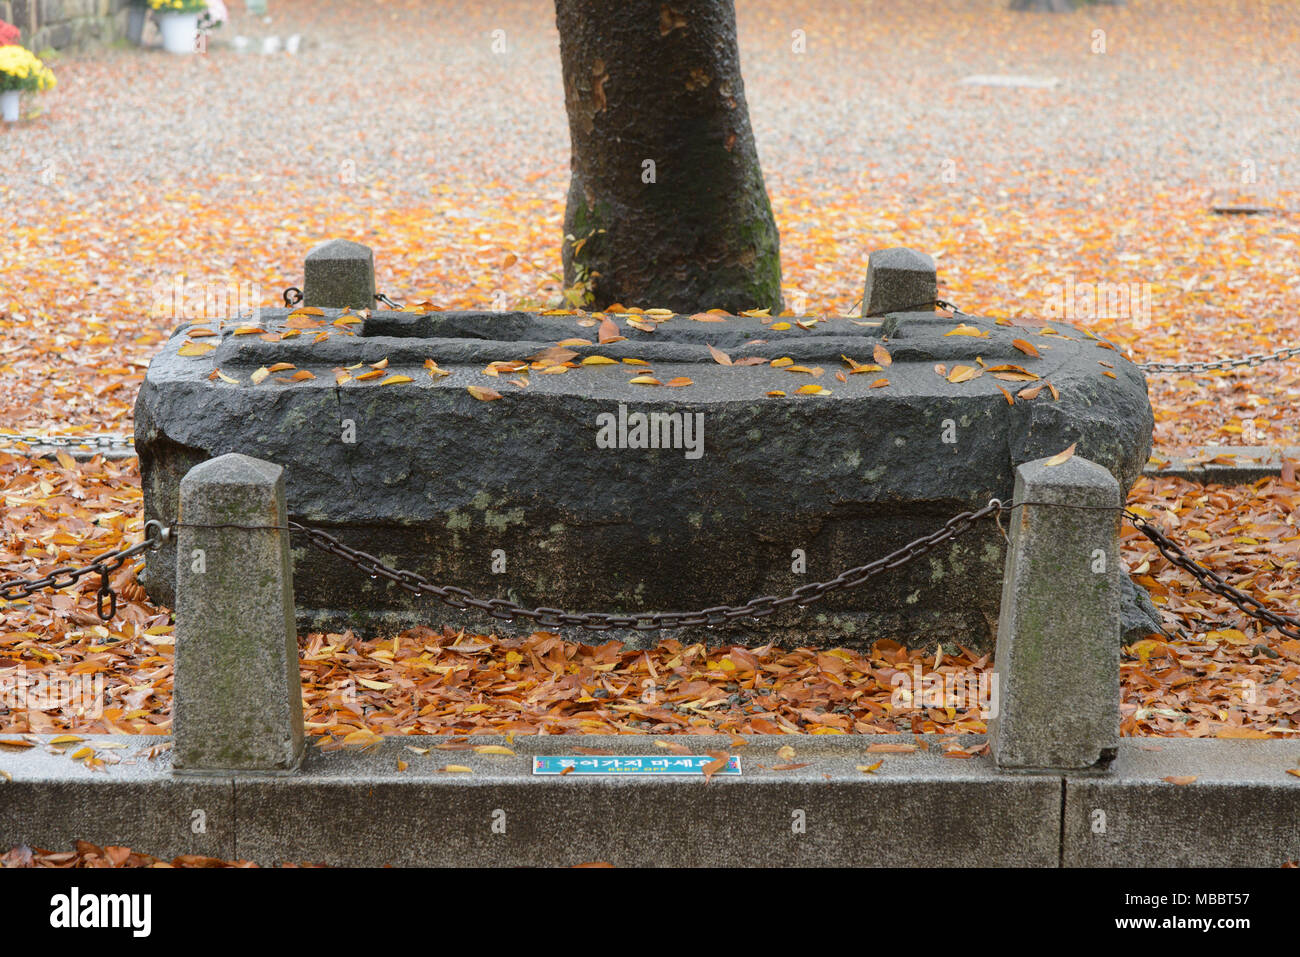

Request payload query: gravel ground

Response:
[0,1,1298,745]
[1,0,1297,450]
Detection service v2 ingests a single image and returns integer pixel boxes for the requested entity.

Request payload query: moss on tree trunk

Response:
[554,0,783,313]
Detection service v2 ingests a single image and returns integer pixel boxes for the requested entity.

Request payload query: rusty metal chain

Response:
[5,502,1298,640]
[1135,346,1300,374]
[1125,510,1300,640]
[862,299,966,318]
[289,500,1005,632]
[0,522,170,622]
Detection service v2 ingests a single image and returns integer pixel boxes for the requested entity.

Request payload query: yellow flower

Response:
[0,46,55,94]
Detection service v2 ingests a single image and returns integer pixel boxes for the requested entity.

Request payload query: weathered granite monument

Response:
[135,241,1154,650]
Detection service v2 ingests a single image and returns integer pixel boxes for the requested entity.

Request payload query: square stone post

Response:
[173,453,304,773]
[989,454,1121,772]
[304,238,375,311]
[861,247,937,317]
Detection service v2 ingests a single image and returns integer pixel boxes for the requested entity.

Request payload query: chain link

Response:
[0,434,133,451]
[1125,511,1300,639]
[1136,346,1300,374]
[0,522,170,622]
[862,299,966,318]
[3,504,1297,638]
[290,500,1005,632]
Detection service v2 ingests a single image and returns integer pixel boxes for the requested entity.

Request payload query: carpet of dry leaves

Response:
[1,0,1298,757]
[0,840,311,868]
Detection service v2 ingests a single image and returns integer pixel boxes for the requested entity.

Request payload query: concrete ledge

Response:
[3,734,1059,866]
[1063,739,1300,867]
[236,734,1059,867]
[0,738,234,860]
[1145,446,1299,483]
[5,735,1296,866]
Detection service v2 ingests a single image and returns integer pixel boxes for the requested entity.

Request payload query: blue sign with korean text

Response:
[532,754,742,776]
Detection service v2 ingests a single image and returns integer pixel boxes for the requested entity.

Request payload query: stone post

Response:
[861,247,937,317]
[303,238,375,311]
[126,1,147,45]
[173,453,304,773]
[988,454,1121,772]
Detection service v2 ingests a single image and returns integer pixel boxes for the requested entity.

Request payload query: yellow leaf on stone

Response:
[945,324,988,338]
[177,342,215,357]
[379,374,413,386]
[1044,443,1077,467]
[474,745,515,755]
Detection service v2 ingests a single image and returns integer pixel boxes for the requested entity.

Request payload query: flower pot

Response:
[159,11,200,54]
[1,90,19,123]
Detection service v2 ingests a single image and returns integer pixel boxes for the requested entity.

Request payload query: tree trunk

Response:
[554,0,782,314]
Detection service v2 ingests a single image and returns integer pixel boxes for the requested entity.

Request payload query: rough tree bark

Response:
[554,0,782,313]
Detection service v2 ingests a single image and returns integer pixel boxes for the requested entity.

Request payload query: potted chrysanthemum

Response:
[149,0,207,54]
[0,44,55,123]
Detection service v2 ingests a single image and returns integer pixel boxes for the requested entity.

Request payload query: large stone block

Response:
[172,454,304,772]
[137,307,1153,650]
